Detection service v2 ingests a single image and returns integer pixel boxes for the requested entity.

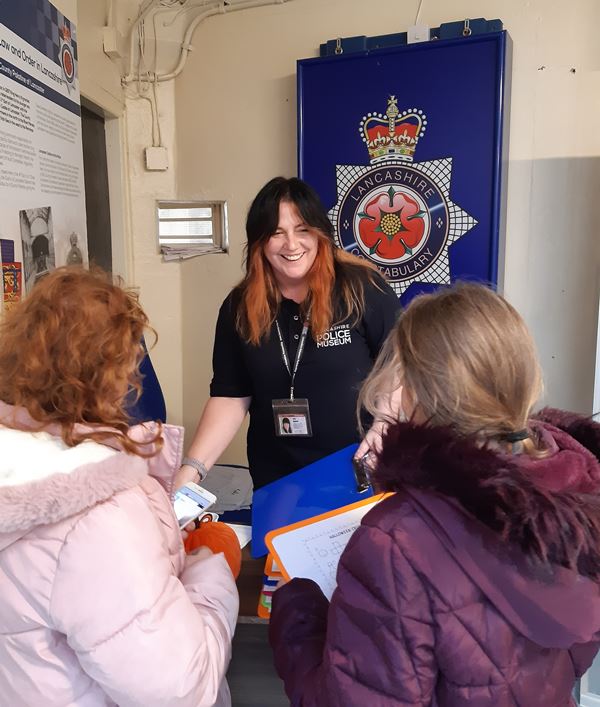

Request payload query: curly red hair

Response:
[0,266,162,456]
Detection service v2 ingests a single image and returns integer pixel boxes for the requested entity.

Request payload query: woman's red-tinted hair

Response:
[0,266,161,456]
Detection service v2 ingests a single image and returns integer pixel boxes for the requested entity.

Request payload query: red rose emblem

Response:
[358,187,426,259]
[63,51,73,76]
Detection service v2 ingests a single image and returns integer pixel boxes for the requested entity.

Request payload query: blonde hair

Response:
[360,283,546,457]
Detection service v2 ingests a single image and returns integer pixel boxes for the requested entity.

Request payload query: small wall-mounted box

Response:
[145,146,169,171]
[102,27,124,59]
[407,24,430,44]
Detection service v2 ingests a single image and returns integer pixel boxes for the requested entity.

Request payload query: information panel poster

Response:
[0,0,87,308]
[298,32,511,304]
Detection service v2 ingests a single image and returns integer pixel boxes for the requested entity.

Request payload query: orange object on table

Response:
[184,520,242,579]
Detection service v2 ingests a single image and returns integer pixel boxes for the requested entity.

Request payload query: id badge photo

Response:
[272,398,313,437]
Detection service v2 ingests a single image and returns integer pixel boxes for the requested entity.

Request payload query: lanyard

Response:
[274,316,310,401]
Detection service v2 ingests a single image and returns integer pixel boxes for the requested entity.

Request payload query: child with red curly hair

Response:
[0,267,238,706]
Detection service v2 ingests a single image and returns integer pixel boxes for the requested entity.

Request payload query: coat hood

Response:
[0,402,184,551]
[373,408,600,648]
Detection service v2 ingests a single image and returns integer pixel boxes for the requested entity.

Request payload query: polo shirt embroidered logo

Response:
[316,323,352,348]
[329,96,478,298]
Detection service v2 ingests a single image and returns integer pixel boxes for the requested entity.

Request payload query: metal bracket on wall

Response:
[320,18,503,57]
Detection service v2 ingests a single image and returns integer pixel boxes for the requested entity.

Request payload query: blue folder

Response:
[251,443,373,558]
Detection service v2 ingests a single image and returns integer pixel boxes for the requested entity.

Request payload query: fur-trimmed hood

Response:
[0,401,184,550]
[374,407,600,577]
[372,408,600,647]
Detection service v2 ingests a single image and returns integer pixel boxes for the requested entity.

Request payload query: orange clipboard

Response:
[265,493,390,599]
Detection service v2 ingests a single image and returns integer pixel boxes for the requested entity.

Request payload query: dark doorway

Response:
[81,104,112,272]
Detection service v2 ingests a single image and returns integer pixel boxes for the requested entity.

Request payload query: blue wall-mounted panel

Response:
[299,31,512,303]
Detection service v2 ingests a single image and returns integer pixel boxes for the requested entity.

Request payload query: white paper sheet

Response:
[225,523,252,549]
[269,498,381,599]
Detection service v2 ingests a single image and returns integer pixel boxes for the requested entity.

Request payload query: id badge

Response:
[272,398,313,437]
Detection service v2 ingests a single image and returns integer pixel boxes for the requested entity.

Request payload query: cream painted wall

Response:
[174,0,600,464]
[71,1,185,425]
[76,0,125,117]
[123,81,184,425]
[54,0,76,21]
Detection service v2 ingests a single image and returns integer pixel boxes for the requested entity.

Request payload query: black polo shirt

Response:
[210,277,400,488]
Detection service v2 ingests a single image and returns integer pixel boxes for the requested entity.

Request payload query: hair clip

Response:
[504,429,529,443]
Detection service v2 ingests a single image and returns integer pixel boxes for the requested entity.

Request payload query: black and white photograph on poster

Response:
[19,207,55,291]
[66,231,83,264]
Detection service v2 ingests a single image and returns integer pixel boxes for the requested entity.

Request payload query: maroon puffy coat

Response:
[269,409,600,706]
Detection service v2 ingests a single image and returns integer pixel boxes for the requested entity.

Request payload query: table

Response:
[229,545,288,705]
[236,545,267,619]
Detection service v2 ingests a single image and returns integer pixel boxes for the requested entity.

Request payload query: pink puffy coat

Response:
[0,402,239,706]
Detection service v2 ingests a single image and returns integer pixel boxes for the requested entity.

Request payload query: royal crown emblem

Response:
[59,24,71,42]
[360,96,426,163]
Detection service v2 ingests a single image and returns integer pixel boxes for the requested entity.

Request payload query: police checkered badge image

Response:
[29,0,78,79]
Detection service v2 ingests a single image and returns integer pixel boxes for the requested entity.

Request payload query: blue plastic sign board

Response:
[251,443,372,558]
[298,32,512,304]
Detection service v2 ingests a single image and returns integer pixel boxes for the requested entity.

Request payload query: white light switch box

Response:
[145,146,169,171]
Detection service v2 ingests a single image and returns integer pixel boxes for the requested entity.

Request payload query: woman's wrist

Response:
[177,465,199,486]
[181,456,208,483]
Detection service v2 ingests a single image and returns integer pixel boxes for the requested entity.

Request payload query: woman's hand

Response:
[174,463,199,491]
[188,546,213,560]
[355,385,406,460]
[355,418,387,461]
[180,521,196,543]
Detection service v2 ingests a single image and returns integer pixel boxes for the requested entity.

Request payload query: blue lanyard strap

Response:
[274,316,310,401]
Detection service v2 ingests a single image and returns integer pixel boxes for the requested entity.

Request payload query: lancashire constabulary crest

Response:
[329,96,478,296]
[58,24,75,91]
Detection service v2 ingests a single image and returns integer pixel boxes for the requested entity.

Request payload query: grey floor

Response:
[227,623,289,707]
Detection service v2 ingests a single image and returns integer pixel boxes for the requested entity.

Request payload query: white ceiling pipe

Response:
[106,0,115,27]
[123,0,292,85]
[124,0,164,84]
[156,0,293,82]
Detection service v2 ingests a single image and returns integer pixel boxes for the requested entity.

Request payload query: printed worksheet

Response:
[267,496,383,599]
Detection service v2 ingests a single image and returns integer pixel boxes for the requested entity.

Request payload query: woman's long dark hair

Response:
[236,176,382,344]
[245,177,335,249]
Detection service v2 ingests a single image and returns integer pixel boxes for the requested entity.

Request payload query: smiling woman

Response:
[262,201,319,296]
[178,177,400,491]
